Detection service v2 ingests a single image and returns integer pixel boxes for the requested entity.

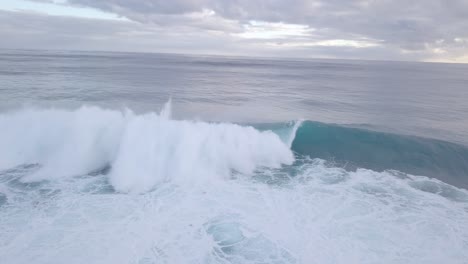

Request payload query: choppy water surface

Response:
[0,50,468,264]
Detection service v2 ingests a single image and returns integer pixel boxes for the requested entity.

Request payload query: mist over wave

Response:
[0,101,293,193]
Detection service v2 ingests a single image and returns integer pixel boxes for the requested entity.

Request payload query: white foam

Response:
[0,102,294,192]
[1,104,468,264]
[1,158,467,264]
[0,106,125,180]
[287,119,303,147]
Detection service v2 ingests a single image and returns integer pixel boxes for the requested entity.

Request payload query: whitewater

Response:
[2,50,468,264]
[1,101,468,264]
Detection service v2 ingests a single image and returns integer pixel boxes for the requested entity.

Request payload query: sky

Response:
[1,0,468,63]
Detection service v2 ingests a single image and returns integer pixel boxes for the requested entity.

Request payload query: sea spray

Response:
[0,101,294,192]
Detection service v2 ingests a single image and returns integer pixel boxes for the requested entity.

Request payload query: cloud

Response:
[0,10,237,53]
[2,0,468,62]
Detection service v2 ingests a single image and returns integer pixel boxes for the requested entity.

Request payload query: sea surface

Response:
[1,49,468,264]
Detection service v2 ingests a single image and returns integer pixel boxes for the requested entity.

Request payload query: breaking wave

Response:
[1,102,468,263]
[0,101,293,193]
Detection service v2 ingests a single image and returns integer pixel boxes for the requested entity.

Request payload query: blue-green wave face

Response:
[1,106,468,263]
[290,121,468,189]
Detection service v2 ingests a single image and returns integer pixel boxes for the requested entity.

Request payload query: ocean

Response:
[0,49,467,263]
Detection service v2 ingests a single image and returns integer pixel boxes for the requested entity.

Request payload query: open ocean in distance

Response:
[1,49,468,264]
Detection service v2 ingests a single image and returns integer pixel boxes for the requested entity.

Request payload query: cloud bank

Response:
[2,0,468,62]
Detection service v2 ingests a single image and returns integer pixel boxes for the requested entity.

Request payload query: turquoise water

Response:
[0,50,468,263]
[291,121,468,189]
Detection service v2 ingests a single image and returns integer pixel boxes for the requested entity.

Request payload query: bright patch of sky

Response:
[236,21,312,40]
[0,0,467,63]
[236,21,379,49]
[0,0,126,20]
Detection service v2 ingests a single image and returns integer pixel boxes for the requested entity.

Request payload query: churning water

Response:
[1,50,468,263]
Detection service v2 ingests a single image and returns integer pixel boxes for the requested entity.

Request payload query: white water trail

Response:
[287,119,303,148]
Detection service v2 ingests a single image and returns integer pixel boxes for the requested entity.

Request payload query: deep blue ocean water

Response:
[0,50,468,264]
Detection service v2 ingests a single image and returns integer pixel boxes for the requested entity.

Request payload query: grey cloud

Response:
[61,0,468,60]
[2,0,468,62]
[0,10,253,54]
[0,9,407,60]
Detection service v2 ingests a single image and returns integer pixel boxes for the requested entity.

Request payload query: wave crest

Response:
[0,102,294,193]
